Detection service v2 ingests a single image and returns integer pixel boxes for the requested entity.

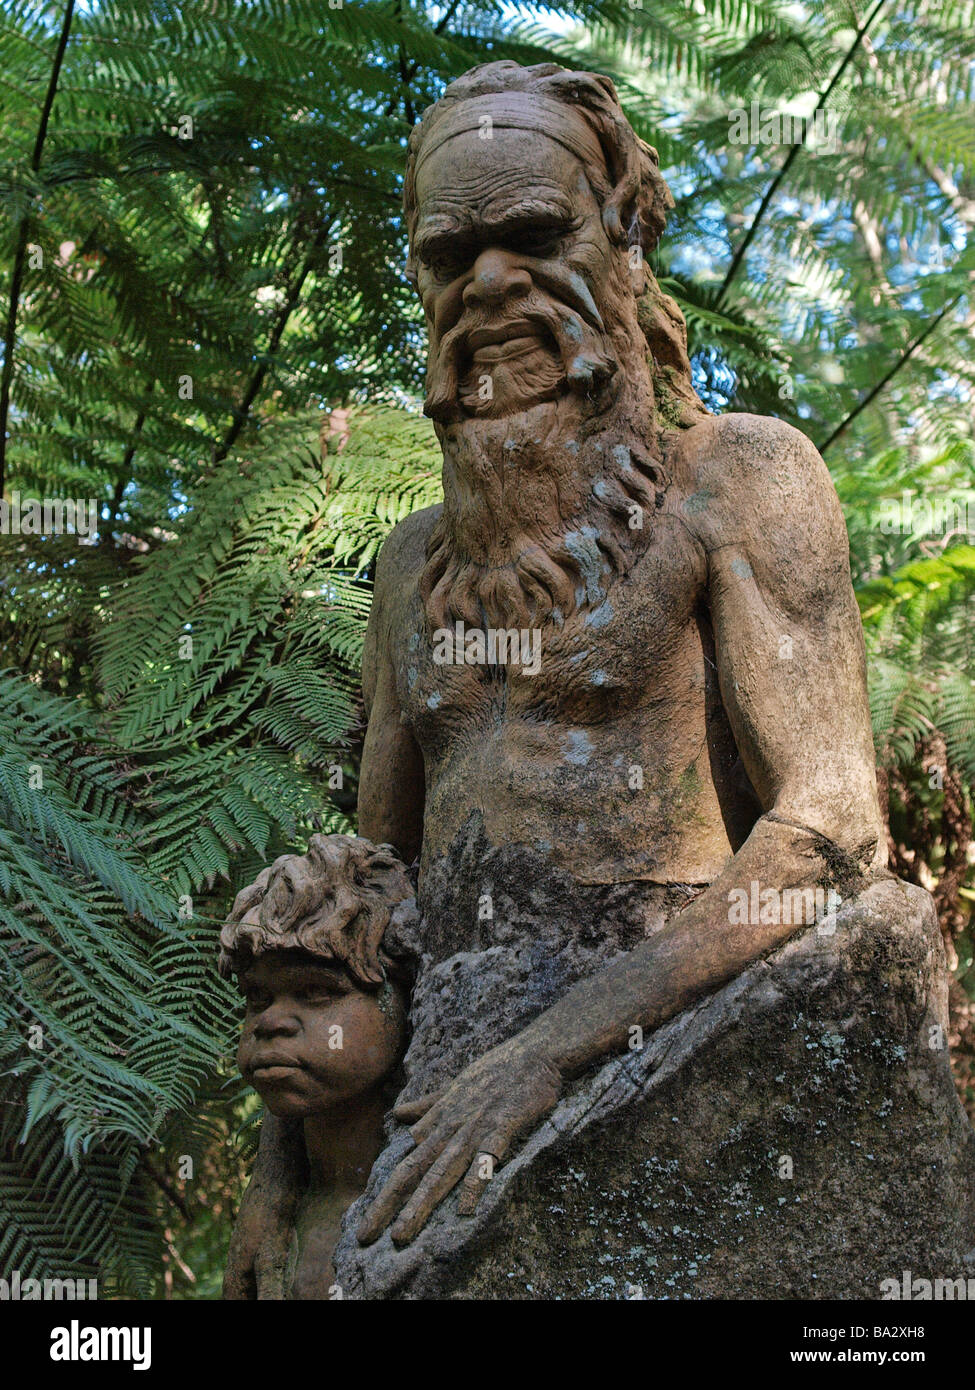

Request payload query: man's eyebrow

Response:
[414,201,576,260]
[482,200,575,231]
[414,216,469,260]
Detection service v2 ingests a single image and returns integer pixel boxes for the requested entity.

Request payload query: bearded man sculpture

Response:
[226,61,975,1300]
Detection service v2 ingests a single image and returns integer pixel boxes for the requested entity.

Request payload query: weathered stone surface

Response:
[348,57,899,1258]
[334,879,975,1298]
[223,59,975,1295]
[392,819,703,1101]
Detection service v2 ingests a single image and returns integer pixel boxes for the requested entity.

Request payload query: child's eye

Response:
[300,986,336,1004]
[244,988,272,1010]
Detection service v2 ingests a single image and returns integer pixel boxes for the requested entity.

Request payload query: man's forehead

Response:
[414,88,607,183]
[414,138,593,250]
[416,126,589,204]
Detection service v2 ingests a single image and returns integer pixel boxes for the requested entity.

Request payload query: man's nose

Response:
[463,248,531,308]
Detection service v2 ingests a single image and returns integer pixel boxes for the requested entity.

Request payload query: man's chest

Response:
[396,520,705,750]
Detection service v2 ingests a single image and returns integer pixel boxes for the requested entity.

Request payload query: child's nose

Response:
[254,1005,299,1037]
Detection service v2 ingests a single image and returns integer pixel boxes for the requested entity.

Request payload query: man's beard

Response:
[418,262,665,637]
[424,286,618,423]
[419,391,664,635]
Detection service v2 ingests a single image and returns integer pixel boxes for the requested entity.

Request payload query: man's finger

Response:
[389,1124,478,1247]
[392,1090,444,1125]
[356,1131,446,1246]
[409,1093,456,1144]
[457,1140,507,1217]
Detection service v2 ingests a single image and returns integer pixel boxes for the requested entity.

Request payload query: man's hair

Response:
[404,61,672,263]
[218,834,416,989]
[403,60,707,428]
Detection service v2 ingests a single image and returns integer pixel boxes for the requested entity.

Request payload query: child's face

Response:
[237,951,407,1118]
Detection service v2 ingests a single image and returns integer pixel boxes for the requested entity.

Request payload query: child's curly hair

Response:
[218,834,416,989]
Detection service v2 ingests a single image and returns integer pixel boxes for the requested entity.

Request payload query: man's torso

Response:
[386,423,761,892]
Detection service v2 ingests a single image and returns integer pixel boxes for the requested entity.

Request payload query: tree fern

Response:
[2,0,973,1291]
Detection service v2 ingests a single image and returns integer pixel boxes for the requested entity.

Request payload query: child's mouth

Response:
[251,1055,304,1079]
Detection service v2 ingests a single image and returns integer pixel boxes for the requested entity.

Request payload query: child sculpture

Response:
[220,833,416,1299]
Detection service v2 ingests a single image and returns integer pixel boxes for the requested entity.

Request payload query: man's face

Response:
[412,126,621,420]
[237,952,406,1118]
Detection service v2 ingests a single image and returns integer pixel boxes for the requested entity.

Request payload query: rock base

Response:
[334,879,975,1299]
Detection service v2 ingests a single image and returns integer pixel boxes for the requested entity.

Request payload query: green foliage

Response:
[0,408,441,1292]
[1,0,972,1294]
[577,0,975,452]
[0,668,236,1292]
[859,545,975,774]
[96,408,441,895]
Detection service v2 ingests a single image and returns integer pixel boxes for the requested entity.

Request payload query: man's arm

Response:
[535,418,887,1067]
[358,416,886,1246]
[691,413,884,856]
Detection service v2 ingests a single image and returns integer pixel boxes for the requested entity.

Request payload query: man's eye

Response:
[245,989,271,1010]
[521,232,562,258]
[428,254,464,281]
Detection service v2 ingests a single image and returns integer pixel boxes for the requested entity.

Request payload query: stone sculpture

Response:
[224,60,975,1299]
[221,834,416,1299]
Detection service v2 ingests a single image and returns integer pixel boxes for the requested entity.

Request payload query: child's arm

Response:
[223,1111,305,1300]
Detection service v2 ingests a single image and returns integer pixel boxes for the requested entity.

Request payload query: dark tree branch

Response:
[112,383,154,533]
[109,473,127,531]
[716,0,888,306]
[434,0,463,35]
[200,175,230,279]
[0,0,76,497]
[398,46,417,126]
[143,1157,192,1222]
[818,293,963,453]
[212,217,335,466]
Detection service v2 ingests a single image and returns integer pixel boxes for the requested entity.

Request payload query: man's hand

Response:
[357,1032,563,1246]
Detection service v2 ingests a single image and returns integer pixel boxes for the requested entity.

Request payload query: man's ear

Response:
[600,193,633,248]
[601,133,672,255]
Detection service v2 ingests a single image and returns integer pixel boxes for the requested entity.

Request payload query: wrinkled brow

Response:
[413,214,468,261]
[414,196,576,260]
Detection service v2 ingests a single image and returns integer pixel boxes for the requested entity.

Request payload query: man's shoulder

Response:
[375,503,443,593]
[668,412,842,551]
[674,411,829,491]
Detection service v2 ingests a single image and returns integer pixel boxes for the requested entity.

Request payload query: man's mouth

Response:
[466,318,536,350]
[466,319,549,363]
